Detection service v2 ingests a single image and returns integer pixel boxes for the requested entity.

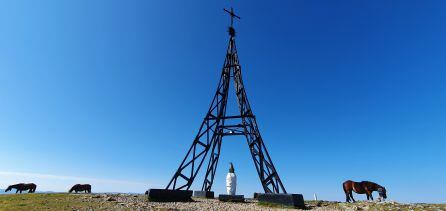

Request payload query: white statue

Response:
[226,162,237,195]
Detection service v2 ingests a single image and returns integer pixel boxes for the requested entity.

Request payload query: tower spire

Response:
[223,7,240,37]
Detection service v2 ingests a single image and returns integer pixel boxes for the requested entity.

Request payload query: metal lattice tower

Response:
[166,8,287,194]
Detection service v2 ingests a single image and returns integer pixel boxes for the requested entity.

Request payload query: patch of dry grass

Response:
[0,193,116,210]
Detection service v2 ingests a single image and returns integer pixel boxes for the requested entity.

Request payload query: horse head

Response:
[378,186,387,199]
[5,186,12,192]
[69,184,79,193]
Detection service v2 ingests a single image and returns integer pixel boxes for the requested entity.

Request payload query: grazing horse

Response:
[343,180,387,202]
[69,184,91,193]
[5,183,37,193]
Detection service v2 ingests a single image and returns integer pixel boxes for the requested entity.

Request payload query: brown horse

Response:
[69,184,91,193]
[343,180,387,202]
[5,183,37,193]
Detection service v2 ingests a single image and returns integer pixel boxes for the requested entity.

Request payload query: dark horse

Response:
[343,180,387,202]
[5,183,37,193]
[69,184,91,193]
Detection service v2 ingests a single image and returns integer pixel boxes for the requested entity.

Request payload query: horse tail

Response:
[343,180,352,193]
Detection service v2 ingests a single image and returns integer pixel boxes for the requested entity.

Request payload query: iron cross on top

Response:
[224,7,240,27]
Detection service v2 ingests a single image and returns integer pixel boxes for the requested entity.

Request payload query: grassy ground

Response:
[257,201,295,209]
[0,193,115,210]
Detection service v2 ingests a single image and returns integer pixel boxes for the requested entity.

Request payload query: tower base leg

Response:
[147,189,193,202]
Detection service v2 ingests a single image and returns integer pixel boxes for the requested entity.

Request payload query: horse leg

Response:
[365,190,373,201]
[349,192,356,202]
[16,189,19,194]
[343,183,351,203]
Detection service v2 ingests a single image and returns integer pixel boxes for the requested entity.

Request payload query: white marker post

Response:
[226,162,237,195]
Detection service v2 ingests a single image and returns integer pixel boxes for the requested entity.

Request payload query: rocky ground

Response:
[63,194,446,210]
[84,194,285,210]
[1,193,445,210]
[305,200,446,211]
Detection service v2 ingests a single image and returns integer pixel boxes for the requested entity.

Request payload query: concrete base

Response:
[193,191,214,199]
[147,189,193,202]
[218,194,245,202]
[257,193,305,208]
[253,192,260,199]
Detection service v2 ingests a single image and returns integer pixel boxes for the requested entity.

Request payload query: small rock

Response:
[106,197,116,202]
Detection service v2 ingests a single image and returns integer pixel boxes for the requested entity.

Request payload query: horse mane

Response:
[6,183,34,192]
[361,181,383,189]
[69,184,79,192]
[361,181,376,185]
[11,184,23,188]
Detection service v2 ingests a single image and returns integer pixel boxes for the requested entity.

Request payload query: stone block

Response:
[193,190,214,198]
[218,194,245,202]
[147,189,193,202]
[253,192,260,199]
[257,193,305,208]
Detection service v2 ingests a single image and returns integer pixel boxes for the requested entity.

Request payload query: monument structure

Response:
[148,8,304,207]
[219,162,245,202]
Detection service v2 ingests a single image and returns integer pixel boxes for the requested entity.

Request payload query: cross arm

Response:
[223,8,241,19]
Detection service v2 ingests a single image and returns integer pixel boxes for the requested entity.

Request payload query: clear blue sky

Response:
[1,0,445,203]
